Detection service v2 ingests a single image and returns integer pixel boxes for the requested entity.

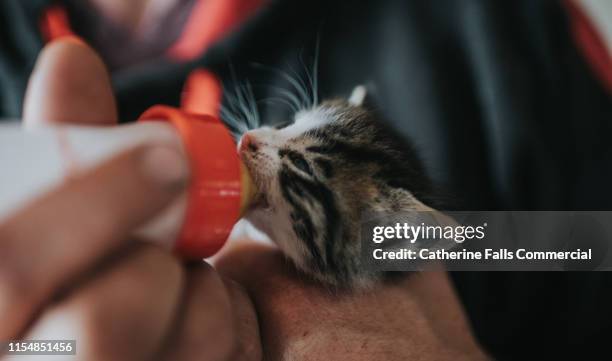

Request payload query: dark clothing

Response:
[1,1,611,359]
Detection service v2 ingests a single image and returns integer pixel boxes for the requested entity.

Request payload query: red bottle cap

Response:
[138,105,242,259]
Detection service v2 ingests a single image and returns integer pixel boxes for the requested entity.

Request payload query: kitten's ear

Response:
[412,199,459,228]
[348,85,367,106]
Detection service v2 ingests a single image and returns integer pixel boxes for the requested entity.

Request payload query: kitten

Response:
[238,86,435,288]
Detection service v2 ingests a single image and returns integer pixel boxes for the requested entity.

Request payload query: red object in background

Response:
[38,0,262,119]
[40,0,265,63]
[181,69,223,116]
[564,0,612,95]
[40,5,75,41]
[139,106,242,259]
[167,0,264,61]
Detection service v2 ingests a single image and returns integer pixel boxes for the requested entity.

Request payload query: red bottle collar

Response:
[139,106,242,259]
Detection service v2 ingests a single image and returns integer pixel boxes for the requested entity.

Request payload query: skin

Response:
[0,37,490,359]
[215,240,490,361]
[1,40,261,361]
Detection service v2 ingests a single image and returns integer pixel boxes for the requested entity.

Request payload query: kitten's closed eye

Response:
[279,149,313,176]
[239,87,434,289]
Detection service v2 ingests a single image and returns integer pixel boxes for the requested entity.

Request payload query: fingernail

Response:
[141,144,189,190]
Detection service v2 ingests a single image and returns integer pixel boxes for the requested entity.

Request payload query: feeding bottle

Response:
[0,105,256,259]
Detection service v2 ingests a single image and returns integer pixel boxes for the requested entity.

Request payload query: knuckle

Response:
[174,267,240,360]
[205,323,239,361]
[68,248,183,360]
[218,319,240,358]
[27,303,136,361]
[129,246,183,286]
[0,267,35,307]
[70,301,126,360]
[224,280,262,361]
[0,246,38,312]
[74,294,149,356]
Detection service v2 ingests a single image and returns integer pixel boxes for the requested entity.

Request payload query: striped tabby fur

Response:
[239,91,432,288]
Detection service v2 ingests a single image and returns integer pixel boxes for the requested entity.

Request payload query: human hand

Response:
[215,238,490,361]
[0,39,261,360]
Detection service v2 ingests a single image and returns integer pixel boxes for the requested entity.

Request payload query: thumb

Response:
[23,38,118,127]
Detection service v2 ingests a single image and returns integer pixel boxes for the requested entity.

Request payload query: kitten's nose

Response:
[239,133,259,153]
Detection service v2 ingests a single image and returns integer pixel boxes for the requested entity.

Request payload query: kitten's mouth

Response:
[245,183,272,213]
[239,152,271,212]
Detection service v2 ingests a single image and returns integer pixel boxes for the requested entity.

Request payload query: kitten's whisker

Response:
[245,81,261,128]
[226,64,244,113]
[251,62,310,110]
[286,54,312,108]
[220,105,249,134]
[223,86,246,120]
[225,83,256,130]
[258,97,299,114]
[229,130,243,141]
[312,34,321,107]
[252,83,302,114]
[235,84,256,130]
[274,88,303,112]
[226,63,260,130]
[297,48,315,109]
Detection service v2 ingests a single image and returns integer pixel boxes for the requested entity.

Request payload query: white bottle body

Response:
[0,121,187,248]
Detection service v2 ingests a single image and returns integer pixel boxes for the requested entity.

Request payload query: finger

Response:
[161,263,261,361]
[23,38,118,127]
[23,245,184,361]
[213,239,282,288]
[0,143,188,340]
[216,244,485,361]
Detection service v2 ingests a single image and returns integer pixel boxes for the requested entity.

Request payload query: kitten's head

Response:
[238,86,433,288]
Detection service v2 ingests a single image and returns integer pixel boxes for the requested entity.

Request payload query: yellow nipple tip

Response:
[239,162,257,215]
